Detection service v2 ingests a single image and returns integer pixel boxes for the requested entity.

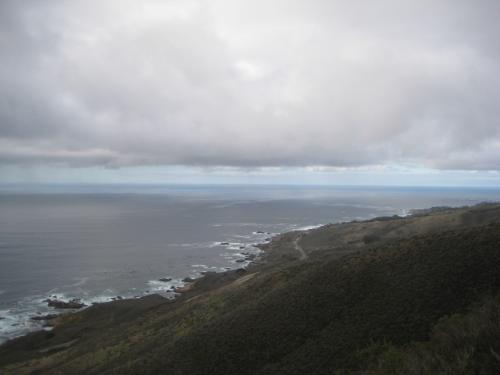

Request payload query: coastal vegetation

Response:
[1,203,500,374]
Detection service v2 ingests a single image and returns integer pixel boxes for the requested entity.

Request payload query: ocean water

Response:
[1,185,499,343]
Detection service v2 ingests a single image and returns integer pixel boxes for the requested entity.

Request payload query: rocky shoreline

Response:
[14,222,326,340]
[3,203,500,374]
[16,265,263,344]
[16,235,275,339]
[5,203,469,343]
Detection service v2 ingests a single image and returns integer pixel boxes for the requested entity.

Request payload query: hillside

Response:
[1,203,500,374]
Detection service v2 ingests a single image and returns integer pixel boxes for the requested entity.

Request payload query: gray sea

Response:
[1,184,500,343]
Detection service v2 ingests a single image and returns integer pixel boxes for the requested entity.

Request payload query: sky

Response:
[1,0,500,186]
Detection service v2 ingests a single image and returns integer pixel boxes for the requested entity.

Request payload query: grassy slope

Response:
[144,224,500,375]
[1,204,500,374]
[360,293,500,374]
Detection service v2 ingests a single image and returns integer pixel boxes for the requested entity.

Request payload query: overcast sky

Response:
[1,0,500,185]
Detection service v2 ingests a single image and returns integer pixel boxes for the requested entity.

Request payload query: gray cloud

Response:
[1,0,500,170]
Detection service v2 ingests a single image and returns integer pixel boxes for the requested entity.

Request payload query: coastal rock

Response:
[159,277,172,282]
[174,283,193,293]
[220,242,230,246]
[183,277,195,283]
[46,298,86,309]
[31,314,59,321]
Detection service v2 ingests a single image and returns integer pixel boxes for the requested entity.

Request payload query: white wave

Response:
[295,224,324,231]
[227,244,245,250]
[0,309,44,344]
[147,279,180,292]
[0,295,60,344]
[399,209,411,217]
[232,234,252,239]
[191,264,219,271]
[171,242,215,248]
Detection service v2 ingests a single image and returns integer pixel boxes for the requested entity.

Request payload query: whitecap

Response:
[296,224,324,231]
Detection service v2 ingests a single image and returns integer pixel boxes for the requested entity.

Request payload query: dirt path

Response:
[293,235,308,260]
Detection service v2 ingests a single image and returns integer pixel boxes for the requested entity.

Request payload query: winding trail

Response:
[293,235,308,260]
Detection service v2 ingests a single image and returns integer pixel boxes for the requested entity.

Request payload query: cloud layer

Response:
[1,0,500,170]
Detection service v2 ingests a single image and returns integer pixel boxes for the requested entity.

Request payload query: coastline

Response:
[0,209,397,346]
[0,227,286,344]
[3,202,500,374]
[0,206,453,346]
[3,202,497,346]
[0,213,333,346]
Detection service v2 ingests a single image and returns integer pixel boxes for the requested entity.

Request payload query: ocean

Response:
[1,184,499,343]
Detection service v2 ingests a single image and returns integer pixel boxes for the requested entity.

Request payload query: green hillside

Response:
[1,204,500,374]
